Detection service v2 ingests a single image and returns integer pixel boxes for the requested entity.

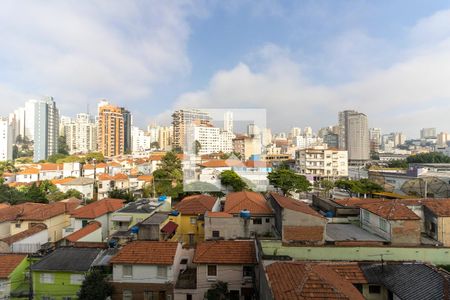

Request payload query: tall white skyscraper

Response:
[0,117,13,161]
[338,110,370,163]
[33,97,59,162]
[62,113,97,154]
[224,111,233,133]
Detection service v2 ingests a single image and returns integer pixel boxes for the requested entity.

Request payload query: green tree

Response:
[58,136,70,155]
[0,161,18,175]
[78,270,113,300]
[407,152,450,164]
[219,170,247,192]
[319,179,335,197]
[335,179,355,197]
[150,141,160,149]
[47,153,68,163]
[194,140,202,155]
[25,183,48,203]
[268,168,311,196]
[335,178,383,197]
[65,189,83,199]
[153,151,184,199]
[39,180,58,195]
[206,281,229,300]
[108,188,136,203]
[387,159,408,168]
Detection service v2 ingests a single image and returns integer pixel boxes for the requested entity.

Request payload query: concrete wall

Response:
[78,227,102,242]
[0,222,10,239]
[113,264,174,284]
[204,215,275,240]
[260,240,450,265]
[11,214,70,243]
[11,229,48,253]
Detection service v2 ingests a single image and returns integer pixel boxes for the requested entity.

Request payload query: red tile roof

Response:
[327,263,368,284]
[193,240,256,264]
[0,203,47,223]
[64,221,101,242]
[17,168,39,175]
[360,200,420,220]
[270,192,324,218]
[0,203,10,210]
[98,173,114,181]
[39,163,63,171]
[1,224,47,245]
[137,175,153,182]
[71,198,125,219]
[51,178,76,185]
[224,191,273,215]
[161,221,178,234]
[206,212,233,218]
[283,226,324,243]
[266,262,365,300]
[199,159,245,168]
[113,173,128,181]
[19,200,81,221]
[244,160,272,168]
[333,198,388,207]
[0,254,27,278]
[174,195,216,215]
[110,241,179,265]
[423,200,450,217]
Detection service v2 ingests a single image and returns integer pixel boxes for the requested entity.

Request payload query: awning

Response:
[161,221,178,235]
[111,215,132,222]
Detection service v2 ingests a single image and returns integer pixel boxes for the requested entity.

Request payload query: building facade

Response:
[338,110,370,163]
[32,97,59,162]
[295,146,348,179]
[98,102,125,157]
[0,117,13,161]
[172,109,211,150]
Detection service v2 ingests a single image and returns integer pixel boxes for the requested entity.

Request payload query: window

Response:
[15,223,21,228]
[123,290,133,300]
[0,281,6,292]
[212,231,220,238]
[81,220,88,227]
[265,218,270,223]
[207,265,217,278]
[186,295,192,300]
[362,210,370,222]
[70,274,84,285]
[369,285,381,294]
[190,217,197,224]
[157,266,167,278]
[252,218,262,225]
[379,218,388,232]
[229,290,240,300]
[40,273,54,284]
[144,291,158,300]
[243,266,253,278]
[123,265,133,278]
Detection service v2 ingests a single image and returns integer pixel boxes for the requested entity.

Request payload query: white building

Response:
[131,126,151,154]
[338,110,370,163]
[224,111,233,133]
[63,113,97,154]
[0,117,13,161]
[32,97,59,162]
[295,145,348,179]
[293,136,323,149]
[187,123,235,155]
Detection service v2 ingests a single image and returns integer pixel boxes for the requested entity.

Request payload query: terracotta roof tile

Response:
[174,195,216,215]
[0,203,47,223]
[333,198,389,207]
[206,212,233,218]
[113,173,128,181]
[39,163,63,171]
[193,240,256,264]
[18,200,81,221]
[244,160,272,168]
[327,263,368,284]
[64,221,101,242]
[0,203,10,210]
[270,193,324,218]
[283,226,324,242]
[137,175,153,182]
[224,191,273,215]
[360,200,420,220]
[266,262,365,300]
[17,168,39,175]
[199,159,245,168]
[423,200,450,217]
[110,241,178,265]
[51,178,76,185]
[71,198,125,219]
[0,254,27,278]
[1,224,47,245]
[108,162,121,167]
[98,173,114,181]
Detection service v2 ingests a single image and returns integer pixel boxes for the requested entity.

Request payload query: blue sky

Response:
[1,1,450,137]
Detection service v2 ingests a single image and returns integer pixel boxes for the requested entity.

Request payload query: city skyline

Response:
[1,2,450,137]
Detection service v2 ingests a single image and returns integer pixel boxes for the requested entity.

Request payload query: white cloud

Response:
[0,0,200,115]
[166,10,450,138]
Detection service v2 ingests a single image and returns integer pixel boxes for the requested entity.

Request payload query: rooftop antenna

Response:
[368,253,393,273]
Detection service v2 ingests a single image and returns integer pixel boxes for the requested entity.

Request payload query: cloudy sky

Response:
[1,1,450,138]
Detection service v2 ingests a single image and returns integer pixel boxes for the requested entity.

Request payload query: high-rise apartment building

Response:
[437,132,449,147]
[98,102,124,157]
[121,108,132,153]
[172,109,211,149]
[420,128,437,139]
[63,114,97,154]
[131,126,151,153]
[369,128,382,153]
[224,111,233,133]
[295,145,348,178]
[0,117,13,161]
[338,110,370,163]
[158,126,173,150]
[33,97,59,162]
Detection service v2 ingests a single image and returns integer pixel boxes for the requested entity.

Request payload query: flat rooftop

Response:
[325,224,387,242]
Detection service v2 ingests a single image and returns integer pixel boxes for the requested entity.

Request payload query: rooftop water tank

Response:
[169,210,180,216]
[131,226,139,234]
[240,209,251,220]
[158,195,167,202]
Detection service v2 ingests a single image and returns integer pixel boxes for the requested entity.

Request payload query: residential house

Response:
[60,221,102,245]
[173,195,217,246]
[97,173,115,199]
[16,168,39,183]
[83,162,107,177]
[209,191,274,239]
[0,223,48,253]
[262,262,365,300]
[138,212,180,241]
[0,254,29,299]
[0,203,47,239]
[359,201,421,246]
[64,198,125,241]
[59,177,95,199]
[31,247,102,300]
[11,199,81,243]
[423,200,450,246]
[267,192,327,244]
[109,197,171,244]
[110,241,183,300]
[37,163,64,181]
[183,240,257,300]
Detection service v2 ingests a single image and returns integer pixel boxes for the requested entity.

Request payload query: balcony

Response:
[175,268,197,289]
